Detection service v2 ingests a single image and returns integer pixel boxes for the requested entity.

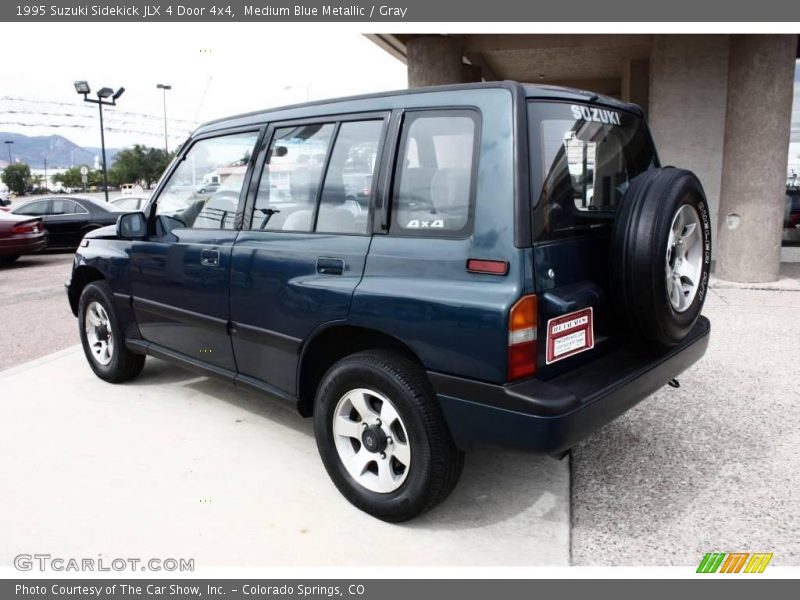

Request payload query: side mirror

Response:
[116,212,148,239]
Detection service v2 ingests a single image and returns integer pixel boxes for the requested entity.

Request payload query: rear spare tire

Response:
[610,167,711,346]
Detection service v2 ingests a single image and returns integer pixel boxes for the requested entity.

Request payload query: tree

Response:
[52,166,86,189]
[52,166,105,190]
[1,163,31,195]
[110,145,173,189]
[29,173,44,191]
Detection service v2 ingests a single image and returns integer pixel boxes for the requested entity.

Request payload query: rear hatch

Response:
[526,98,658,378]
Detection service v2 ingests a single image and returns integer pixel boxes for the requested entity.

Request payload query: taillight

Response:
[508,295,537,381]
[467,259,509,275]
[11,222,39,234]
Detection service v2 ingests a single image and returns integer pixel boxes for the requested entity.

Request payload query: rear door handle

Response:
[316,257,344,275]
[200,248,220,267]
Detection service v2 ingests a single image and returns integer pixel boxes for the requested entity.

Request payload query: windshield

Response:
[528,101,657,240]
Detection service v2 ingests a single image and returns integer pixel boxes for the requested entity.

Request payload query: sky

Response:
[0,24,406,150]
[0,25,798,178]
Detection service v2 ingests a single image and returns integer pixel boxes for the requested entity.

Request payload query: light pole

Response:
[156,83,172,155]
[74,81,125,202]
[43,156,48,193]
[4,140,13,164]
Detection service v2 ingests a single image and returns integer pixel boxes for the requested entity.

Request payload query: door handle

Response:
[316,257,344,275]
[200,248,220,267]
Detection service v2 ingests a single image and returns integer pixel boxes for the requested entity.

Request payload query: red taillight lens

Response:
[467,259,509,275]
[11,222,39,234]
[508,295,537,381]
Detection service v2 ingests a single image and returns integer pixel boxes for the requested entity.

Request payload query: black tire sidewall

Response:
[78,281,128,381]
[612,168,711,345]
[648,176,711,340]
[314,356,437,520]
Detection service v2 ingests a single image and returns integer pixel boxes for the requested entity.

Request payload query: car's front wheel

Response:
[314,350,464,522]
[78,281,145,383]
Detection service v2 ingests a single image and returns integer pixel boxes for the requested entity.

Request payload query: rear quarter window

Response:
[391,110,479,237]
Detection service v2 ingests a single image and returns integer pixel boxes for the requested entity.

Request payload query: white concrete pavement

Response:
[0,347,569,567]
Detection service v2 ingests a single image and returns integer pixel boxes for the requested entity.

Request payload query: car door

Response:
[229,115,388,395]
[129,129,261,372]
[43,198,89,247]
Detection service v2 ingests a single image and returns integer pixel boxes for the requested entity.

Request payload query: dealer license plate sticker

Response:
[545,307,595,365]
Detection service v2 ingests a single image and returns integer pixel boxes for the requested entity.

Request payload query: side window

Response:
[155,132,259,229]
[251,123,334,232]
[392,112,478,235]
[51,199,86,215]
[16,200,50,215]
[316,120,383,234]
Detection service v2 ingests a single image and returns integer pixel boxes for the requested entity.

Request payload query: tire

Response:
[0,255,20,265]
[610,167,712,346]
[314,350,464,522]
[78,281,145,383]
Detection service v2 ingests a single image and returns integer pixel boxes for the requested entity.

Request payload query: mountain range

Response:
[0,132,119,170]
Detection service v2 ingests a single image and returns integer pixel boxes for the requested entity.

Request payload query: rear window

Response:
[529,101,657,240]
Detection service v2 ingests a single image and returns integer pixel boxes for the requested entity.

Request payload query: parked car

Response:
[784,191,800,229]
[0,212,46,265]
[110,194,150,212]
[11,196,121,249]
[66,82,711,521]
[119,183,144,196]
[195,181,221,194]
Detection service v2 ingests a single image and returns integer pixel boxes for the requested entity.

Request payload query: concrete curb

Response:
[0,344,81,379]
[709,275,800,292]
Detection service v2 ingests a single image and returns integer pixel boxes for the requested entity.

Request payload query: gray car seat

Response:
[281,166,319,231]
[316,169,363,234]
[395,167,438,228]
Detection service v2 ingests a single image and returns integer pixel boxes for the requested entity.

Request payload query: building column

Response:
[649,35,730,251]
[406,35,477,88]
[716,35,797,283]
[621,58,650,118]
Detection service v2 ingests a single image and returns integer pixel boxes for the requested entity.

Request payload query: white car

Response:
[119,183,144,196]
[109,194,149,211]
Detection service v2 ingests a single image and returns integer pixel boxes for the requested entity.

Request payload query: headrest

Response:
[430,168,470,212]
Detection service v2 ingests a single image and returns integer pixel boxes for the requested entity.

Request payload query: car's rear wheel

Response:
[611,167,712,346]
[78,281,145,383]
[314,350,464,522]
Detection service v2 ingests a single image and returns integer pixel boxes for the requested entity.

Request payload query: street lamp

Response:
[156,83,172,155]
[73,80,125,202]
[4,140,13,164]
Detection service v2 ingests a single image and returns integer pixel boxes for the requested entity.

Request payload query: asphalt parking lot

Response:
[0,252,76,370]
[572,277,800,566]
[1,255,798,566]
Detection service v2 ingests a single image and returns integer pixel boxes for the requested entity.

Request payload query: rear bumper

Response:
[430,316,710,454]
[0,234,46,256]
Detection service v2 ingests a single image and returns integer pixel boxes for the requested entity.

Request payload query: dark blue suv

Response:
[67,82,711,521]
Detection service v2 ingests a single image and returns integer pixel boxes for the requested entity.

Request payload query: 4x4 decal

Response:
[406,219,445,229]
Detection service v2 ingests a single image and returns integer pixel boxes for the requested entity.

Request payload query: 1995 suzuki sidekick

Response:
[67,82,711,521]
